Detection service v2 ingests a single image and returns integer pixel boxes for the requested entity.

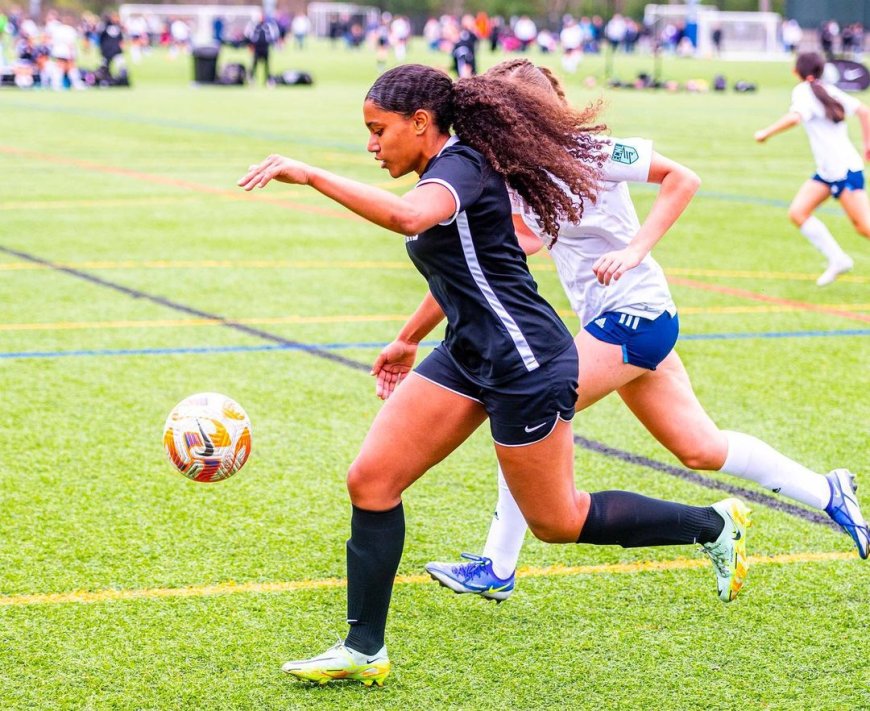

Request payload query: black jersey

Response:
[407,137,573,387]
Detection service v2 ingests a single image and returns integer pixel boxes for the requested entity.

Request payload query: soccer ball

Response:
[163,392,252,482]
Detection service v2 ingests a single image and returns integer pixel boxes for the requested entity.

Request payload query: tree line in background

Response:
[3,1,787,26]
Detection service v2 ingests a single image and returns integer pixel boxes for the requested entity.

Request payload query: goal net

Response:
[118,4,262,47]
[644,4,783,59]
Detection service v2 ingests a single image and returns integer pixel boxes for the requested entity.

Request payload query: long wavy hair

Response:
[485,58,568,103]
[796,52,845,123]
[366,63,606,241]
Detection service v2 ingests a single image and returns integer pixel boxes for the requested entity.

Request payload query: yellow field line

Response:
[0,185,412,212]
[0,314,411,332]
[2,304,869,333]
[0,551,853,607]
[0,197,197,211]
[677,304,870,314]
[0,259,411,271]
[666,267,869,283]
[2,260,866,284]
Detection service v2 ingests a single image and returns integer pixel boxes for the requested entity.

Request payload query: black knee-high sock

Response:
[576,491,724,547]
[344,502,405,655]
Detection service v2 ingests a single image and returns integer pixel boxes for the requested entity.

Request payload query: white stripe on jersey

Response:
[416,177,461,225]
[456,211,540,371]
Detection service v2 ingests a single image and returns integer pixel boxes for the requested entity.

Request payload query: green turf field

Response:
[0,40,868,709]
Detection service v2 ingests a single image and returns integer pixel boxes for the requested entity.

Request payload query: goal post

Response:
[643,4,784,59]
[118,4,262,47]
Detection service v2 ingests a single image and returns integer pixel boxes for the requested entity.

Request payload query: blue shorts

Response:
[414,342,579,447]
[584,310,679,370]
[812,170,865,199]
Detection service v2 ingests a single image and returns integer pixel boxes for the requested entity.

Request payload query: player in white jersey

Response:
[755,52,870,286]
[370,60,867,601]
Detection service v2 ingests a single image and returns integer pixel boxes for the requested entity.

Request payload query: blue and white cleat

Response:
[425,553,515,602]
[825,469,869,559]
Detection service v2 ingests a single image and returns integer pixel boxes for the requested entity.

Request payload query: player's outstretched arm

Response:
[592,152,700,285]
[754,112,801,143]
[238,154,456,235]
[371,292,445,400]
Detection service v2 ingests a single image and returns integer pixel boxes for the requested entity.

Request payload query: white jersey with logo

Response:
[509,136,675,328]
[790,81,862,181]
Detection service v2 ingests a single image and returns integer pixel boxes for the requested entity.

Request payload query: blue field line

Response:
[0,341,400,360]
[0,243,851,532]
[681,328,870,341]
[632,182,840,215]
[2,329,868,361]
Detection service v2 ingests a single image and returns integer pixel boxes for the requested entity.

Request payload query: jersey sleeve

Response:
[506,185,524,215]
[417,149,485,225]
[598,137,653,183]
[790,83,820,121]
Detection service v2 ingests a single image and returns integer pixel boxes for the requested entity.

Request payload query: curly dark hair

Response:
[365,64,455,133]
[365,63,606,242]
[486,58,568,103]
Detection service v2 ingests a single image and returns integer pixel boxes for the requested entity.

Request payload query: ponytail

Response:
[795,52,845,123]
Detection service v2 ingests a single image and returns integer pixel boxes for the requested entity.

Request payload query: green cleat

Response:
[702,498,751,602]
[281,640,390,687]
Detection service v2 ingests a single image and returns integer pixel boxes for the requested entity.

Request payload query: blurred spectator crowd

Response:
[0,5,863,90]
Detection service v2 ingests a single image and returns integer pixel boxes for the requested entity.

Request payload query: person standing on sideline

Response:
[98,13,124,77]
[451,14,479,78]
[396,61,868,601]
[755,52,870,286]
[245,13,279,85]
[238,64,752,687]
[560,15,584,73]
[290,13,310,50]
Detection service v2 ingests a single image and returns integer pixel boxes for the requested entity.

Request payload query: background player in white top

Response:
[755,52,870,286]
[374,60,868,601]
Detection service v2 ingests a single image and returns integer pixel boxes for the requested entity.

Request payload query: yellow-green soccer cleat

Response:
[281,640,390,687]
[702,498,751,602]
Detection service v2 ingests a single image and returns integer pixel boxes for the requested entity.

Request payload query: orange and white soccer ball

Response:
[163,393,252,482]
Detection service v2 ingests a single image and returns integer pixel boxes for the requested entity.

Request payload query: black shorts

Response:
[414,342,578,447]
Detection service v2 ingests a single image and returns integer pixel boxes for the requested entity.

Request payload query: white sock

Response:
[799,216,850,263]
[721,430,830,509]
[481,465,528,578]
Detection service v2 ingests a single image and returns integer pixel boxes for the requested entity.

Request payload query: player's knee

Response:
[787,206,808,226]
[346,459,385,506]
[526,517,577,543]
[853,218,870,239]
[346,458,403,508]
[675,443,726,471]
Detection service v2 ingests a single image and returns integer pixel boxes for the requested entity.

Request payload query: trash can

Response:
[192,45,220,84]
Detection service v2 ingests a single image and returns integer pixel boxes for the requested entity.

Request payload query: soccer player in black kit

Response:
[238,64,751,687]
